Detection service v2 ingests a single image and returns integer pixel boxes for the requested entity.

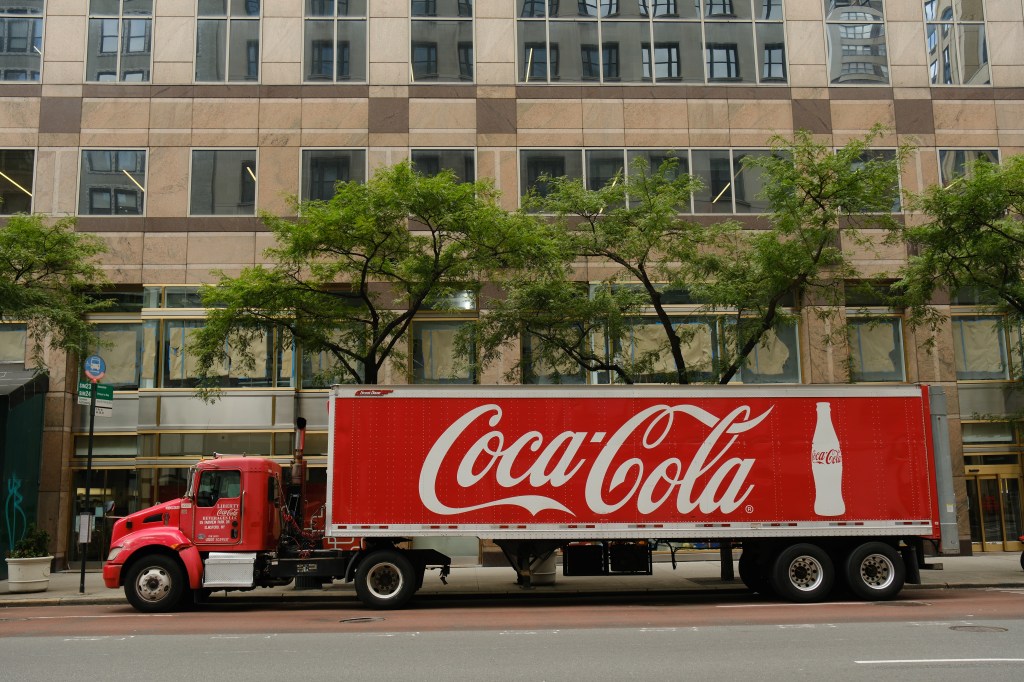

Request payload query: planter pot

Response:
[5,556,54,593]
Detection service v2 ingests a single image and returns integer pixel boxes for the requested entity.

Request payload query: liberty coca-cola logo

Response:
[418,403,773,518]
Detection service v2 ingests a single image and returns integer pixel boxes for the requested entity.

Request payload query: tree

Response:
[189,161,547,393]
[0,214,109,370]
[471,127,911,386]
[898,154,1024,329]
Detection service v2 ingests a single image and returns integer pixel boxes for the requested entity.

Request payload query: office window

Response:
[952,316,1009,381]
[523,41,558,81]
[739,324,801,384]
[411,1,474,83]
[412,320,475,384]
[731,149,773,213]
[825,0,889,84]
[642,42,680,80]
[640,0,679,16]
[411,149,475,184]
[692,149,734,213]
[0,1,42,82]
[0,148,34,214]
[924,0,987,85]
[79,149,146,215]
[520,150,584,201]
[0,323,27,364]
[196,1,261,82]
[760,40,785,81]
[585,150,624,191]
[937,149,997,187]
[852,148,901,211]
[90,322,158,390]
[848,317,905,382]
[521,0,782,84]
[303,1,366,82]
[300,149,365,202]
[706,42,739,80]
[412,41,438,79]
[86,1,152,82]
[162,319,275,388]
[190,149,257,215]
[581,44,599,79]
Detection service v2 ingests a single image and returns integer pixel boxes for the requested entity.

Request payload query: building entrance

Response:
[965,470,1023,552]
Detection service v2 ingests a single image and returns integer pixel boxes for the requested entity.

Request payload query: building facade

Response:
[1,0,1023,565]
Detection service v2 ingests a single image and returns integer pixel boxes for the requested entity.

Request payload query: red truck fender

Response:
[106,527,204,590]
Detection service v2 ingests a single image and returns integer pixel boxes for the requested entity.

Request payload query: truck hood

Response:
[109,498,184,547]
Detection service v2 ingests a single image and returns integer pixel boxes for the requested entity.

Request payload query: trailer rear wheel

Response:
[124,555,186,613]
[355,549,417,610]
[770,543,834,603]
[844,542,905,601]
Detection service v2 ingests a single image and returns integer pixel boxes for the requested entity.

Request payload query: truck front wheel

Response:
[770,543,835,603]
[355,549,417,610]
[124,555,186,613]
[844,542,905,601]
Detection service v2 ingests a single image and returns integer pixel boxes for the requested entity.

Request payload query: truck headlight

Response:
[106,546,123,562]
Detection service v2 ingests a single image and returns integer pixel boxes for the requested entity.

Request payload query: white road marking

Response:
[856,655,1024,659]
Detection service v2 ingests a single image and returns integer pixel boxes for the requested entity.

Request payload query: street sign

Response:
[83,354,106,382]
[77,381,113,408]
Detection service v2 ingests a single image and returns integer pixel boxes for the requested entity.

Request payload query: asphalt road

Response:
[2,587,1023,681]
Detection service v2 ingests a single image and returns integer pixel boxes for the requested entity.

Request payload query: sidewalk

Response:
[3,552,1022,609]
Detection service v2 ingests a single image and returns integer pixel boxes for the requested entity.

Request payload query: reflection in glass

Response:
[301,149,366,202]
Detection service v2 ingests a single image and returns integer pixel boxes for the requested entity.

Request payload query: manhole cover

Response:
[339,617,385,624]
[873,601,930,607]
[949,626,1008,633]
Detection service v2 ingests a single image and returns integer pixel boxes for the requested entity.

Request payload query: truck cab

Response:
[103,456,289,611]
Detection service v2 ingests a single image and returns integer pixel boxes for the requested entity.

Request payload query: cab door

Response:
[192,469,243,546]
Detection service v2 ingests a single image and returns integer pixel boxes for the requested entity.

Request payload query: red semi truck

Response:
[103,384,959,612]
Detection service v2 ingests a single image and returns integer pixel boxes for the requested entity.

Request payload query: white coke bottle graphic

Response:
[811,402,845,516]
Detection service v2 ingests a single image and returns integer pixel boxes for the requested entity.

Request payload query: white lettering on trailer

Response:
[418,403,771,518]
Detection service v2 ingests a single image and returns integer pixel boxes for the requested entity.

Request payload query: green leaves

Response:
[479,130,910,386]
[898,153,1024,331]
[190,161,552,395]
[0,214,109,370]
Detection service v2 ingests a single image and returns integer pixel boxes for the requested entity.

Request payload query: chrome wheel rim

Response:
[135,566,172,603]
[859,553,896,590]
[788,556,825,592]
[366,562,404,600]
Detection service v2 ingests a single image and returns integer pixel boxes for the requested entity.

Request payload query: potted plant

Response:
[5,525,54,593]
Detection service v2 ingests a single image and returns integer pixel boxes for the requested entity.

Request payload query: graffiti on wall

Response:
[4,472,28,553]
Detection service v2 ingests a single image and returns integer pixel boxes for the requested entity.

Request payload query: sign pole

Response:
[79,354,105,595]
[79,380,96,594]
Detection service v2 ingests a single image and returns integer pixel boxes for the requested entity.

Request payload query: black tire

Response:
[844,542,905,601]
[124,554,186,613]
[738,549,773,596]
[770,543,835,603]
[354,549,417,610]
[1020,550,1023,573]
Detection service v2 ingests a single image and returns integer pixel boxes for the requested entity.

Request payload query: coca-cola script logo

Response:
[418,403,773,518]
[812,449,842,465]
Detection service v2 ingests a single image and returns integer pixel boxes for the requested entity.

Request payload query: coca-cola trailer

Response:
[103,384,959,611]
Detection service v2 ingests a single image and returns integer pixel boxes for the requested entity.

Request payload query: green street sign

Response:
[77,381,114,409]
